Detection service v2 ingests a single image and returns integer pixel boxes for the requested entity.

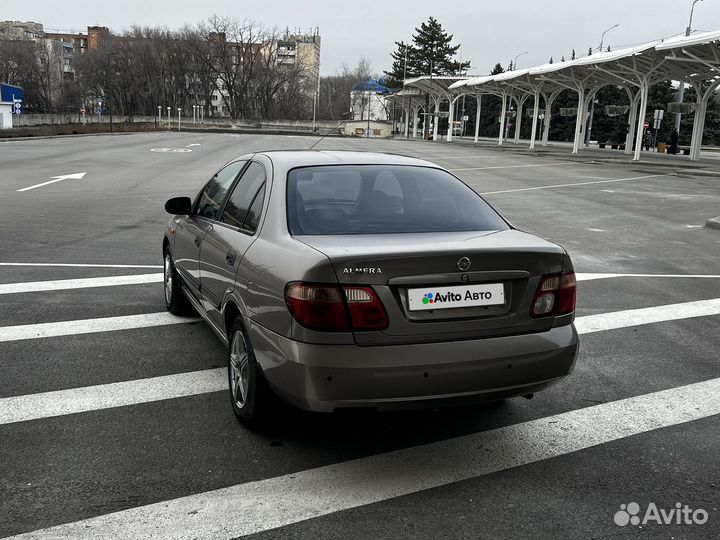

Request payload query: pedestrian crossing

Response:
[1,266,719,538]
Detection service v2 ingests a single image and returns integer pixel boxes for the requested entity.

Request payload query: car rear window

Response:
[287,165,509,235]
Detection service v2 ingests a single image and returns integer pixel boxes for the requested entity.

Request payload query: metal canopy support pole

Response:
[498,92,507,146]
[474,93,482,143]
[688,81,715,161]
[514,95,528,144]
[633,80,649,161]
[572,87,586,154]
[529,90,540,150]
[403,106,409,137]
[432,97,440,141]
[577,88,596,152]
[412,106,420,138]
[447,95,458,142]
[689,99,706,161]
[625,89,640,155]
[542,90,560,147]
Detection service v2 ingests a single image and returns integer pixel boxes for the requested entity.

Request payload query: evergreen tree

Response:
[384,41,413,87]
[490,63,504,75]
[384,16,470,84]
[588,47,593,56]
[410,17,470,75]
[549,57,554,64]
[561,56,565,62]
[571,49,576,60]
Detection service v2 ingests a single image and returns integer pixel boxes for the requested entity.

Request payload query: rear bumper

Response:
[248,322,579,413]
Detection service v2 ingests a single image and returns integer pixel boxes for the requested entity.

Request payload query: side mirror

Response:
[165,197,192,215]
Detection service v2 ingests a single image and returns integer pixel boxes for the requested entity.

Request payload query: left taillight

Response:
[530,272,576,318]
[284,283,388,332]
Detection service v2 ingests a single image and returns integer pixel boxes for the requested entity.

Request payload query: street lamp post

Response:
[157,106,161,128]
[106,51,119,134]
[586,23,620,146]
[675,0,704,134]
[512,51,528,71]
[167,107,171,129]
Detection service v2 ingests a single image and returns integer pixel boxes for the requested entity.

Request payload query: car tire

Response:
[163,248,193,316]
[227,317,276,428]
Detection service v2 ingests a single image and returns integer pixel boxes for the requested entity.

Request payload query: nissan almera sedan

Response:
[162,150,579,427]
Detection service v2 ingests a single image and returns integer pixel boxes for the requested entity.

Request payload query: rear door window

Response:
[221,162,266,233]
[287,165,509,235]
[195,160,246,220]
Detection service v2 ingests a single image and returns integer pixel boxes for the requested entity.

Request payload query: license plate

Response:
[407,283,505,311]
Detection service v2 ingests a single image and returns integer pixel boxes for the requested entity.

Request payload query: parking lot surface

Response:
[1,132,719,539]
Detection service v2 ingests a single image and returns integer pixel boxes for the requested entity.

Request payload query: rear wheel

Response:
[163,248,192,315]
[228,317,276,428]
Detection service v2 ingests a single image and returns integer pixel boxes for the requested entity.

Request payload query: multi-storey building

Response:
[0,20,44,40]
[278,30,321,92]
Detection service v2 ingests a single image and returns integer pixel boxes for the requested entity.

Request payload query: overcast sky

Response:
[10,0,720,77]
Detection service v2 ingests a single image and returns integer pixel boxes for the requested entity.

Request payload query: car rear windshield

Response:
[287,165,509,235]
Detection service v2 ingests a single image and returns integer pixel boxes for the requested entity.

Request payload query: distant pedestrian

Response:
[643,130,652,151]
[670,129,679,154]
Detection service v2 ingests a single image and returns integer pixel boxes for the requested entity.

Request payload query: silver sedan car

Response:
[162,151,579,427]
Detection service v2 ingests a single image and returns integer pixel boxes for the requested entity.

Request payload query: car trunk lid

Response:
[296,230,567,345]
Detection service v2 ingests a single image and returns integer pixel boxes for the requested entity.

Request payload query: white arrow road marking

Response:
[16,172,87,192]
[186,143,201,147]
[0,273,162,295]
[6,377,720,540]
[1,297,720,424]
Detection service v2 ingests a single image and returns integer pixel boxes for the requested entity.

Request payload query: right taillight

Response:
[530,272,576,318]
[284,282,389,332]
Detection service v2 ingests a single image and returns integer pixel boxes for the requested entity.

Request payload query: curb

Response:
[705,217,720,231]
[0,131,143,142]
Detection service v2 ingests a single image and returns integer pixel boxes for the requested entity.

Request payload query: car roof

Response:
[248,150,438,169]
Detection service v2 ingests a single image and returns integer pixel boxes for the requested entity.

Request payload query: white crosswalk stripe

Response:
[1,297,719,425]
[0,369,225,425]
[0,312,200,343]
[0,273,163,295]
[2,269,720,538]
[8,376,720,540]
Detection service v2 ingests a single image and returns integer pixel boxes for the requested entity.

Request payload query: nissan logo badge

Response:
[457,257,472,271]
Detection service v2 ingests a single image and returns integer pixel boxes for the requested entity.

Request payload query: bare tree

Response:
[317,59,376,121]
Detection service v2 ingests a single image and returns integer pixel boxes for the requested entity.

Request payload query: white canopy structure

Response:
[398,29,720,161]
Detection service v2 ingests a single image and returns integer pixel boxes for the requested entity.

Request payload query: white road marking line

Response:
[16,172,86,192]
[0,273,162,295]
[450,161,573,172]
[574,298,720,334]
[2,297,720,425]
[0,312,200,343]
[0,262,162,269]
[480,174,667,194]
[0,369,225,425]
[10,377,720,540]
[577,273,720,281]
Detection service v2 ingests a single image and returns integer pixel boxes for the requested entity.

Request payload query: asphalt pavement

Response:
[1,131,719,539]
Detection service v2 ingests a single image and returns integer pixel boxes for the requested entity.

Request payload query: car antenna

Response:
[307,113,350,150]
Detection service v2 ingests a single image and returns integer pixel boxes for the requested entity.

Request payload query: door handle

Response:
[194,234,203,247]
[226,250,237,266]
